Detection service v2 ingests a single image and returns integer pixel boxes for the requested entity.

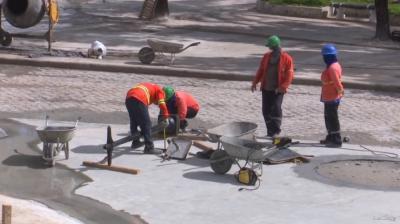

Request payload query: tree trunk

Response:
[155,0,169,18]
[375,0,391,40]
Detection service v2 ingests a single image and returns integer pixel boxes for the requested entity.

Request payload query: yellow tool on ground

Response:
[48,0,59,24]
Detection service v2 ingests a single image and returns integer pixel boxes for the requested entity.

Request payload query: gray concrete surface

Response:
[0,0,399,91]
[13,118,400,224]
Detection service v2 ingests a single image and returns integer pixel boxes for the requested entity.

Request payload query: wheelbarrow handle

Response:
[74,117,81,128]
[45,114,49,128]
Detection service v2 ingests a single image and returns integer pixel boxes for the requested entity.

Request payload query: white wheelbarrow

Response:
[36,116,80,167]
[138,39,200,65]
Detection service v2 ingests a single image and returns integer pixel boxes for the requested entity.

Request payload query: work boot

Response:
[320,135,332,144]
[325,142,342,148]
[131,140,144,149]
[326,134,342,148]
[143,144,163,155]
[196,150,214,159]
[321,134,342,148]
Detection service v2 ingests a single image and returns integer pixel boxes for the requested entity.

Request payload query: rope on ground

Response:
[358,145,399,159]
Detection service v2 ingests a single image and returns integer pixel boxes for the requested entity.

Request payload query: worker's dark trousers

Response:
[125,97,153,147]
[186,107,198,119]
[324,102,342,143]
[262,90,284,137]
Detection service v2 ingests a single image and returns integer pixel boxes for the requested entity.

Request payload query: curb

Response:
[0,54,398,93]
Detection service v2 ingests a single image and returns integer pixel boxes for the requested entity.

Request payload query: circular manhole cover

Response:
[316,159,400,188]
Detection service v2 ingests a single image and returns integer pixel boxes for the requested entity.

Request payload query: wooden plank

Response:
[178,133,208,141]
[82,161,140,175]
[2,204,12,224]
[193,141,215,151]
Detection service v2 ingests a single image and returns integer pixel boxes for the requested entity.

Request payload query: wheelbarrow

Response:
[210,136,301,175]
[194,121,258,159]
[36,116,80,167]
[138,39,200,65]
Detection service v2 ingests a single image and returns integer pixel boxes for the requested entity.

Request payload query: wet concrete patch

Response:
[294,155,400,191]
[0,119,146,224]
[317,159,400,189]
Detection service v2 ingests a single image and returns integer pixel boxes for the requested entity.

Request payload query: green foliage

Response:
[268,0,329,6]
[267,0,400,15]
[389,3,400,15]
[331,0,373,3]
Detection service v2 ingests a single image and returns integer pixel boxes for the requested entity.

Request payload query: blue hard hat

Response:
[321,44,337,55]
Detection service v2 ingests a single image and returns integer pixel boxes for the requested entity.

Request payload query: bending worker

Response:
[251,35,294,138]
[125,82,169,154]
[163,86,200,131]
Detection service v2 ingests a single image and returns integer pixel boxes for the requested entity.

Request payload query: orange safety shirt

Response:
[321,62,344,102]
[253,51,294,93]
[175,91,200,120]
[126,82,169,118]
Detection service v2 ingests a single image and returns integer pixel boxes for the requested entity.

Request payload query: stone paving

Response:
[0,65,399,147]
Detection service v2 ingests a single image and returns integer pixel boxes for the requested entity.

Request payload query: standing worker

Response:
[319,44,344,147]
[251,35,294,138]
[162,86,200,132]
[125,82,169,154]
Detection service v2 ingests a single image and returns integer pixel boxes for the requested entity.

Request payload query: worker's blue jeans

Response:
[125,97,153,147]
[262,90,283,137]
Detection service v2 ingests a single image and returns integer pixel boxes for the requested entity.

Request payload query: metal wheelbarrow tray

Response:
[206,122,258,143]
[210,136,274,174]
[138,38,200,65]
[36,126,76,144]
[36,117,79,167]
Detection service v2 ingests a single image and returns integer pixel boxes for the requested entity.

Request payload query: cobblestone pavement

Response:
[0,65,399,147]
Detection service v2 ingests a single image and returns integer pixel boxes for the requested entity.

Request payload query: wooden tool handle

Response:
[83,161,140,175]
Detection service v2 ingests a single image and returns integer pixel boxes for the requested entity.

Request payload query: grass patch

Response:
[389,3,400,15]
[268,0,329,6]
[267,0,400,16]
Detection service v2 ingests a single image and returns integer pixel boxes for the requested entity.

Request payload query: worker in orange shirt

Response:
[251,35,294,138]
[125,82,169,154]
[319,44,344,147]
[162,86,200,132]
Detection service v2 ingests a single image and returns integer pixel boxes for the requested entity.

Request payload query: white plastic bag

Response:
[88,40,107,59]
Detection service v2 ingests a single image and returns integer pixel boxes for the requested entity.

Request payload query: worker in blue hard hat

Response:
[251,35,294,138]
[319,43,344,147]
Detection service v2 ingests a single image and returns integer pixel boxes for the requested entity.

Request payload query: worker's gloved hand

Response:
[161,118,169,127]
[275,88,285,94]
[180,119,188,130]
[251,83,257,92]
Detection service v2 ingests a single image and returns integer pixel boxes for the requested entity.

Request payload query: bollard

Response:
[2,204,12,224]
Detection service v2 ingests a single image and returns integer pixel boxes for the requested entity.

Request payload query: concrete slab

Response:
[15,118,400,224]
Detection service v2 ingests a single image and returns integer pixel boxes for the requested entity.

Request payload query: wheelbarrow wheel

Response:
[138,47,155,64]
[64,142,69,160]
[0,32,12,47]
[210,150,233,175]
[50,159,56,167]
